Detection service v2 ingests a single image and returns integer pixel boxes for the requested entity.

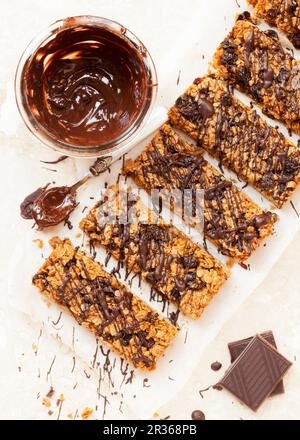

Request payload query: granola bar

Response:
[80,187,229,320]
[168,75,300,208]
[213,15,300,134]
[125,124,277,261]
[32,237,177,371]
[248,0,300,48]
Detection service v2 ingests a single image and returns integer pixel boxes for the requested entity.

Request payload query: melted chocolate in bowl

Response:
[21,25,148,148]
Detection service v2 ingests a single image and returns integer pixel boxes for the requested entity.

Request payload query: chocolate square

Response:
[219,335,292,411]
[228,331,284,396]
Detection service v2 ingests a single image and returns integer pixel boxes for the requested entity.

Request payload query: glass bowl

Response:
[15,15,158,158]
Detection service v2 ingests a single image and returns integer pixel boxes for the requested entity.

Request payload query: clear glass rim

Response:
[15,15,158,158]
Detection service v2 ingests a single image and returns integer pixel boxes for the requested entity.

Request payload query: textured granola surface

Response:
[213,16,300,134]
[32,237,177,371]
[168,75,300,208]
[249,0,300,48]
[125,124,277,261]
[80,187,229,320]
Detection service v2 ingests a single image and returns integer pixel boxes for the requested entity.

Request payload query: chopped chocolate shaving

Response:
[126,124,276,261]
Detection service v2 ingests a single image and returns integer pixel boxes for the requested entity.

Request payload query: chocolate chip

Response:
[277,68,290,84]
[236,67,251,86]
[283,157,300,175]
[250,83,263,103]
[137,331,155,349]
[289,33,300,49]
[253,212,273,229]
[244,232,258,241]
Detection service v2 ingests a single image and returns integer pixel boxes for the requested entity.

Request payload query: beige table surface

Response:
[0,0,299,420]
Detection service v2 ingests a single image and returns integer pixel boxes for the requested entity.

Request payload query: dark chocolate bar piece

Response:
[228,331,284,396]
[219,335,292,411]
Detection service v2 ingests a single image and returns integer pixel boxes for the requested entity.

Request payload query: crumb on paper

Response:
[67,412,74,420]
[48,410,54,416]
[42,397,51,408]
[81,407,93,420]
[153,411,159,418]
[75,233,82,238]
[33,239,44,249]
[32,343,37,351]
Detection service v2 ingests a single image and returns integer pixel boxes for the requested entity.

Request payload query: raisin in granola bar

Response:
[125,124,277,261]
[248,0,300,48]
[213,15,300,134]
[168,75,300,208]
[32,237,177,371]
[80,187,229,320]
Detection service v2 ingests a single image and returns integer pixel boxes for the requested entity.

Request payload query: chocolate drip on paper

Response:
[33,250,159,369]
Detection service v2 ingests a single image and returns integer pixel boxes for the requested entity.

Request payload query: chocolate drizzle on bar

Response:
[20,186,49,220]
[80,187,228,319]
[214,17,300,135]
[219,335,292,411]
[173,75,300,207]
[22,25,148,148]
[127,124,276,260]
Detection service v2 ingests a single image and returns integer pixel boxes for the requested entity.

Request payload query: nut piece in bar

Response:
[219,335,292,411]
[228,331,284,396]
[32,237,178,371]
[213,15,300,135]
[80,186,229,320]
[248,0,300,49]
[168,75,300,208]
[125,124,277,262]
